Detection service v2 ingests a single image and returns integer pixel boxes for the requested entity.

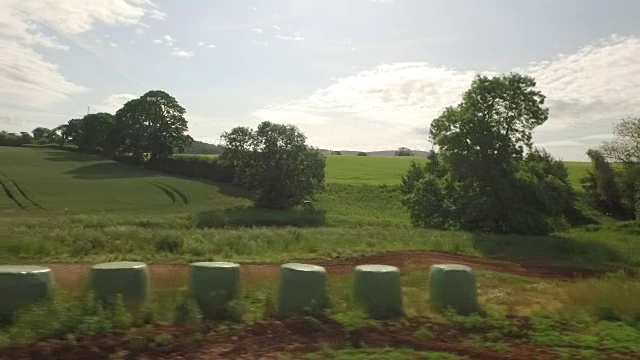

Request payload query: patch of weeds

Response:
[111,295,134,330]
[151,333,173,348]
[153,234,183,254]
[135,303,156,326]
[107,350,130,360]
[331,309,378,332]
[124,328,148,353]
[223,298,245,323]
[262,294,277,319]
[414,326,435,341]
[173,297,202,325]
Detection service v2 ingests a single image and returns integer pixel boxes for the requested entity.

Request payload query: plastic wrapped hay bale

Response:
[429,264,477,315]
[188,262,241,319]
[278,263,328,315]
[354,264,404,319]
[0,265,53,318]
[91,261,149,304]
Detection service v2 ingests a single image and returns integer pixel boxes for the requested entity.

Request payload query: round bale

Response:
[90,261,149,304]
[354,264,404,319]
[429,264,477,315]
[188,262,240,319]
[0,265,53,318]
[278,263,328,315]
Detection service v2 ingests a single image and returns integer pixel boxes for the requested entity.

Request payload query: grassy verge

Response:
[1,268,639,359]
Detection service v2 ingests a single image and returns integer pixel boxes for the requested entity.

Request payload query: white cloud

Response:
[0,0,156,110]
[171,48,194,57]
[252,40,270,47]
[197,41,216,49]
[272,25,280,31]
[109,42,118,48]
[149,9,167,20]
[370,0,394,3]
[251,35,640,160]
[250,6,258,11]
[252,28,263,34]
[153,34,175,46]
[134,22,150,35]
[332,39,356,51]
[0,40,89,108]
[276,32,305,41]
[92,93,137,113]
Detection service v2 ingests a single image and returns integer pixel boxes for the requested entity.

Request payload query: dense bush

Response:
[220,121,325,210]
[194,207,326,228]
[401,73,576,235]
[0,131,33,147]
[145,156,234,183]
[584,118,640,221]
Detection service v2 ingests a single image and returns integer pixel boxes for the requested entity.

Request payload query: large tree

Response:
[220,121,325,210]
[401,73,575,235]
[114,90,193,161]
[31,127,51,141]
[63,113,115,151]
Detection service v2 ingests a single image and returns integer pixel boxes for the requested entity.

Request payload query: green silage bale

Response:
[188,262,240,319]
[429,264,477,315]
[277,263,328,315]
[354,264,404,319]
[90,261,149,304]
[0,265,53,318]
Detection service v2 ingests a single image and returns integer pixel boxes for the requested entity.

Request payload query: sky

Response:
[1,0,640,161]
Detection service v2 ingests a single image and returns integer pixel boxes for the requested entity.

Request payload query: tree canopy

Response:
[220,121,325,210]
[583,117,640,220]
[401,73,575,235]
[114,90,193,161]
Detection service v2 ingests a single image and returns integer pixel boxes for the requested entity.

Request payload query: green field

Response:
[1,147,637,266]
[2,146,640,359]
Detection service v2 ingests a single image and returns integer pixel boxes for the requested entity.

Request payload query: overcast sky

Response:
[1,0,639,160]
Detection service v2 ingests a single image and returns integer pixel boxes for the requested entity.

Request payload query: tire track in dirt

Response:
[42,250,628,290]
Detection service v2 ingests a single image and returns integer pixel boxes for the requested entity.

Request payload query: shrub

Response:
[220,121,325,209]
[356,152,367,156]
[194,207,326,228]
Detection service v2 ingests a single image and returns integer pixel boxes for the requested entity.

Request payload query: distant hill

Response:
[319,149,432,157]
[185,140,430,157]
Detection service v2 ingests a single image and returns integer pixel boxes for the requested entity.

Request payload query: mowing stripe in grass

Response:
[0,178,25,209]
[161,183,191,204]
[0,171,44,209]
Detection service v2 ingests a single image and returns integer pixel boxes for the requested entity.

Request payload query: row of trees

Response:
[2,90,326,210]
[46,91,194,162]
